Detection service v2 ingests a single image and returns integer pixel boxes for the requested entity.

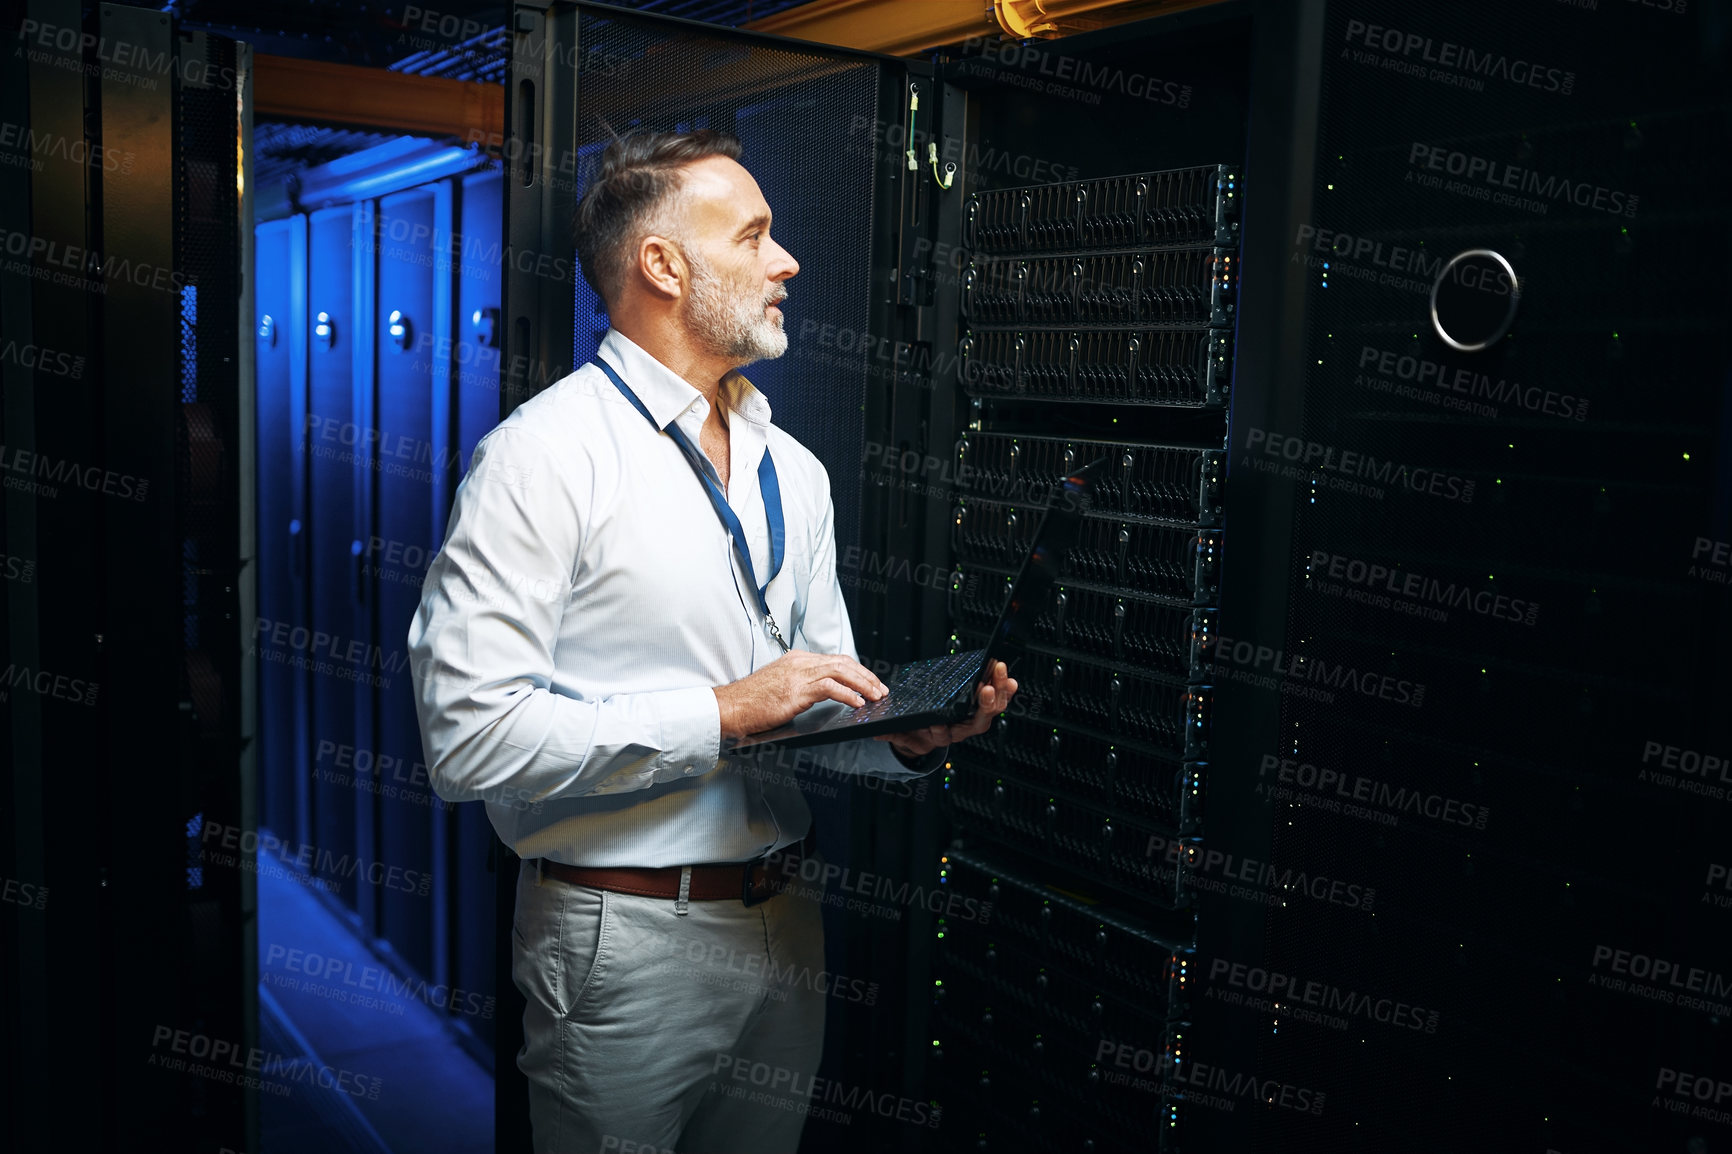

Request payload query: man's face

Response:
[670,156,799,366]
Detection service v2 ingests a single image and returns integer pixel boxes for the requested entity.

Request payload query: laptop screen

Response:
[971,461,1100,684]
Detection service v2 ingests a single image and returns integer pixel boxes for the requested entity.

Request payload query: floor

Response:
[257,857,494,1154]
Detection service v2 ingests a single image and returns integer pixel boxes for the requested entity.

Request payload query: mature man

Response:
[408,129,1016,1154]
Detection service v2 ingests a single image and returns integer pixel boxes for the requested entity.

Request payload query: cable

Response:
[906,84,919,172]
[929,142,956,190]
[908,82,955,190]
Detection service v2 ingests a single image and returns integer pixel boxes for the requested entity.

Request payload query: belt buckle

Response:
[741,858,770,907]
[743,833,810,907]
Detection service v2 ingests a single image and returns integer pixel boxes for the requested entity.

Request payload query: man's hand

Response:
[714,650,888,741]
[874,660,1018,762]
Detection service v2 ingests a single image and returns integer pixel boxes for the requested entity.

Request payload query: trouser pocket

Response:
[512,860,611,1019]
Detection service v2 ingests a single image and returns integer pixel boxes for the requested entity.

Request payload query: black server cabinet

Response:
[3,4,254,1149]
[923,15,1262,1153]
[1208,3,1732,1152]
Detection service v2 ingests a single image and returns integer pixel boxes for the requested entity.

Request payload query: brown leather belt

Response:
[534,827,816,907]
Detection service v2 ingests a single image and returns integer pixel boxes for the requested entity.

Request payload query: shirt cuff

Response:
[654,685,723,779]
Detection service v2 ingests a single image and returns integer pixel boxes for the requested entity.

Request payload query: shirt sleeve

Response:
[408,426,722,805]
[789,459,948,782]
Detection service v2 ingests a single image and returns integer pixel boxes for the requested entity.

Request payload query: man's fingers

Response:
[815,677,868,708]
[798,651,887,696]
[823,657,886,700]
[867,664,1020,758]
[829,654,885,694]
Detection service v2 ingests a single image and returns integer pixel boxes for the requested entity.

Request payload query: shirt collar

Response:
[599,329,774,431]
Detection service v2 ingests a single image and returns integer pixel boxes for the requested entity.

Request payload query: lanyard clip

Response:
[764,612,791,654]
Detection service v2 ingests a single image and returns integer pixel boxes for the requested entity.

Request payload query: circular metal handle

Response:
[1430,248,1520,352]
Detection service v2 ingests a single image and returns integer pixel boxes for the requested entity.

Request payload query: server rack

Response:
[2,5,255,1148]
[903,12,1282,1148]
[1220,2,1732,1150]
[252,154,504,1067]
[928,163,1239,1150]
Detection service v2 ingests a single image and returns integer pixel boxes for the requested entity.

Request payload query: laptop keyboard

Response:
[850,649,987,724]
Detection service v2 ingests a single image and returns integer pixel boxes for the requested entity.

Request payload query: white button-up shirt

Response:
[408,329,934,867]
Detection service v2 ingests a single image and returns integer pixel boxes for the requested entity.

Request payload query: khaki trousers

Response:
[511,854,829,1154]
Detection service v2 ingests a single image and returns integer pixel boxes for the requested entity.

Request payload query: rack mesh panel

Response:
[932,927,1182,1125]
[956,432,1223,526]
[995,654,1207,759]
[953,580,1211,685]
[939,851,1192,1005]
[943,756,1194,907]
[961,573,1200,675]
[1081,167,1241,248]
[958,164,1240,427]
[964,164,1241,254]
[953,498,1220,603]
[960,326,1230,407]
[959,702,1201,830]
[961,247,1234,328]
[957,600,1217,688]
[932,984,1179,1153]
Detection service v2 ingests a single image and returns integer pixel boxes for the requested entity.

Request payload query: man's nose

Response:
[766,235,799,281]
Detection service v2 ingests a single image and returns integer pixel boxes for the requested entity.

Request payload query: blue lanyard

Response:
[593,358,790,651]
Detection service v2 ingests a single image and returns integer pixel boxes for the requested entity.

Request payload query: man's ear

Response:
[636,234,685,301]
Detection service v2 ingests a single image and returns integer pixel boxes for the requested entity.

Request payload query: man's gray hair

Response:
[572,128,745,306]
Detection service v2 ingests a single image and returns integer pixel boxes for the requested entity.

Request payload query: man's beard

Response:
[684,249,788,365]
